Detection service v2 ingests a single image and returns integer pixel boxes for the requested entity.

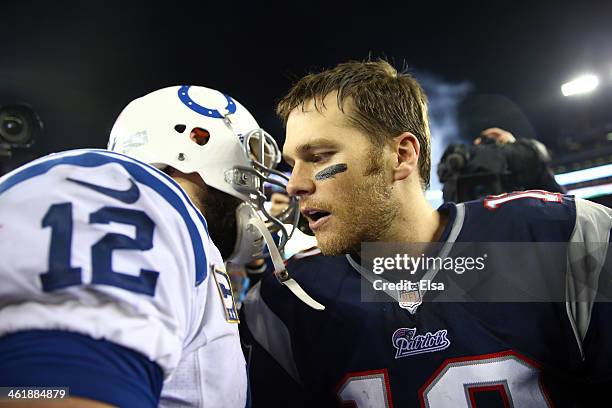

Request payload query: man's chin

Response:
[315,232,355,256]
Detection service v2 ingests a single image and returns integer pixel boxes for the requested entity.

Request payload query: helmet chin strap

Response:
[247,214,325,311]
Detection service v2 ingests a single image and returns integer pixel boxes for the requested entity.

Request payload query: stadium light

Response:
[561,74,600,96]
[554,163,612,185]
[566,183,612,199]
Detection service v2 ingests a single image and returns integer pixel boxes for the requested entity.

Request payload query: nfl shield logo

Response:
[398,289,421,314]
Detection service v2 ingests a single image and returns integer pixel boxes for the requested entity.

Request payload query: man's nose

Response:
[286,163,315,198]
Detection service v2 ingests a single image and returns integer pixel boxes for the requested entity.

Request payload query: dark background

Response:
[2,0,612,178]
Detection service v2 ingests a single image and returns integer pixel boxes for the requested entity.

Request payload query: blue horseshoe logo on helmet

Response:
[177,85,237,118]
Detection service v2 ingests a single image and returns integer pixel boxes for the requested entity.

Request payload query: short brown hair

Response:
[276,59,431,189]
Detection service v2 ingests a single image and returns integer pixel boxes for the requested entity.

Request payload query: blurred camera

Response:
[0,104,43,156]
[437,137,563,203]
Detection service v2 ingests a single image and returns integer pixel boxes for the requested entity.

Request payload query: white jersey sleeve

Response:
[0,149,246,406]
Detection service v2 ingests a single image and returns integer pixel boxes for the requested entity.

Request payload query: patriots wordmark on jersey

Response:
[0,149,246,407]
[240,191,612,407]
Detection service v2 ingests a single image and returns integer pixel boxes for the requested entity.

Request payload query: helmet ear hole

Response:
[174,124,187,133]
[190,127,210,146]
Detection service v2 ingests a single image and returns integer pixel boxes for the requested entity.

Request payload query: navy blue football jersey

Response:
[239,191,612,407]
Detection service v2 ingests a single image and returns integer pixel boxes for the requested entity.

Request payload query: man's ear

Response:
[392,132,420,181]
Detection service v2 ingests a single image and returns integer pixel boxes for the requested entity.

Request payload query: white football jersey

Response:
[0,149,246,407]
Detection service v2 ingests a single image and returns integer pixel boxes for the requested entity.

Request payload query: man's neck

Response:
[385,193,447,243]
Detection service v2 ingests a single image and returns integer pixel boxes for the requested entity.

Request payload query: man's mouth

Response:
[301,208,332,231]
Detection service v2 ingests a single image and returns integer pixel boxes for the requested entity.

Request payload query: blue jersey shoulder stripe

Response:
[0,149,209,286]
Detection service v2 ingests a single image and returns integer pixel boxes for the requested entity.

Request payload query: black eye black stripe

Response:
[315,163,347,181]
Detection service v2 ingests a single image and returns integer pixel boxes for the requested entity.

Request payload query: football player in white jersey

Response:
[0,85,295,407]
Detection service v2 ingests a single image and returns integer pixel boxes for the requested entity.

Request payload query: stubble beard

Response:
[316,163,398,256]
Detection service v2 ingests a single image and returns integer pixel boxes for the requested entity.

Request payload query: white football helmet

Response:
[108,85,298,263]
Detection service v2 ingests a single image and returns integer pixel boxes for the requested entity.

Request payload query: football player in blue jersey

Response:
[239,60,612,407]
[0,85,297,407]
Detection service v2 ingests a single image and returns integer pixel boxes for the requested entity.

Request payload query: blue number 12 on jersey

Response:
[39,202,160,296]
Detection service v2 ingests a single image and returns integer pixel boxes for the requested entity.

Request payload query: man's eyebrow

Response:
[283,138,339,163]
